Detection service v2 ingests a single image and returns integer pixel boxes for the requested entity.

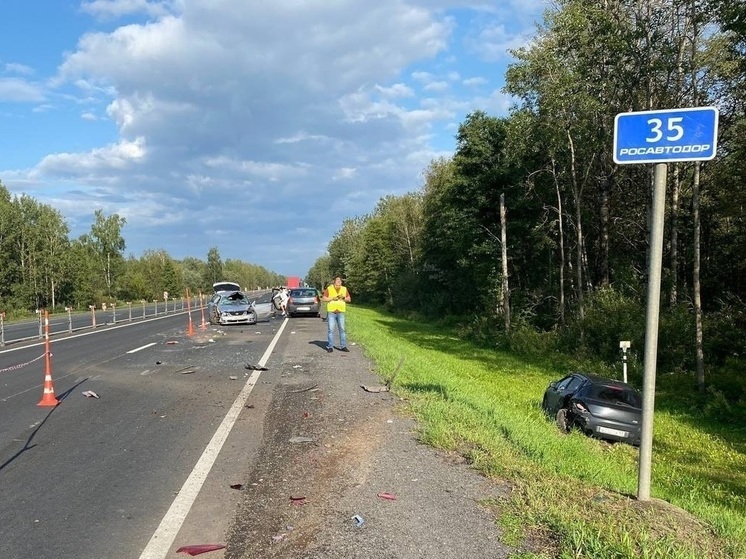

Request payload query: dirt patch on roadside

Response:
[225,379,391,558]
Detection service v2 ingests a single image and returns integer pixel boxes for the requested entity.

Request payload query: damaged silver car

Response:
[207,290,257,325]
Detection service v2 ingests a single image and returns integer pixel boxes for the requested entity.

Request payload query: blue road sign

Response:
[614,107,719,164]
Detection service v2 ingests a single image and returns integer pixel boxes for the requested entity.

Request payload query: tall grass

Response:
[348,306,746,559]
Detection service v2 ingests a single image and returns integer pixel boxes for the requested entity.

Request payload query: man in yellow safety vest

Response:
[322,276,351,353]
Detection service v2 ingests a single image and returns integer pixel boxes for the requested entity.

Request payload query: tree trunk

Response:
[670,163,680,305]
[567,130,585,333]
[500,193,510,332]
[553,160,566,327]
[693,162,705,392]
[598,174,610,287]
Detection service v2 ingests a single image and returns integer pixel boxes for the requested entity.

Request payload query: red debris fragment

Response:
[377,492,397,501]
[176,544,226,556]
[289,496,307,505]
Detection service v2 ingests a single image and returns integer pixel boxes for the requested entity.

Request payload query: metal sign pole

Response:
[637,162,667,501]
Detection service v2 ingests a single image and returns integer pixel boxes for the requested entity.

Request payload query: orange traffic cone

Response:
[38,369,59,407]
[38,311,59,407]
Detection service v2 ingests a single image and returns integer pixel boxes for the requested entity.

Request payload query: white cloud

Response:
[463,76,488,87]
[38,137,146,174]
[424,81,449,92]
[81,0,179,19]
[1,0,544,275]
[375,83,415,98]
[4,63,34,75]
[0,78,45,102]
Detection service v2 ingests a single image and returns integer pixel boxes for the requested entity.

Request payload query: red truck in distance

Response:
[286,276,301,289]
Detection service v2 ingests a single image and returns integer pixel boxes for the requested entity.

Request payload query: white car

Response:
[207,291,257,325]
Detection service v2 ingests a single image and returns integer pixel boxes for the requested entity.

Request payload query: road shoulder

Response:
[225,317,513,559]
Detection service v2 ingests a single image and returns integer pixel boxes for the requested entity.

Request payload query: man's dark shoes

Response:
[340,347,350,352]
[326,346,333,353]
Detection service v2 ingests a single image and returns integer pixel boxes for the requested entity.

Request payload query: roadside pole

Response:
[613,106,718,501]
[637,163,666,500]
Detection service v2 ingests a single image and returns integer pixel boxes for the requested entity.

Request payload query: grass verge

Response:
[347,306,746,559]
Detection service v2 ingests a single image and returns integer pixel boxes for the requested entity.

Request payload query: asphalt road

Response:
[2,306,515,559]
[0,310,284,559]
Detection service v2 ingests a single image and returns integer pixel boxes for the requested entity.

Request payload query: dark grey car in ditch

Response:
[542,373,642,446]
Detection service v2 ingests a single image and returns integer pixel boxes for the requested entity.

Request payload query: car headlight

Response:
[572,402,588,413]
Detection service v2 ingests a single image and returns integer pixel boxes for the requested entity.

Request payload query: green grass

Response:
[347,306,746,559]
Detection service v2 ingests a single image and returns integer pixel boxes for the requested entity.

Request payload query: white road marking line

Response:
[138,318,289,559]
[127,342,158,354]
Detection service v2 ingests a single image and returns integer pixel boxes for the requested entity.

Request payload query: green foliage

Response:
[205,247,223,286]
[565,288,645,364]
[305,254,332,290]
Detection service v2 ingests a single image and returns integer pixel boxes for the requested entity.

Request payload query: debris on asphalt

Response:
[175,544,226,556]
[352,514,365,528]
[289,495,307,505]
[361,384,389,393]
[271,533,286,542]
[245,362,269,371]
[166,340,179,345]
[82,390,100,398]
[377,492,397,501]
[288,436,314,444]
[230,483,243,490]
[288,383,318,393]
[229,375,238,380]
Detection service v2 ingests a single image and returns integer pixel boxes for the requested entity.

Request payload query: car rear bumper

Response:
[287,304,320,315]
[575,415,641,444]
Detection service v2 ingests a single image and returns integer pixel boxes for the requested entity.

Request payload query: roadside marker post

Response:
[199,292,208,330]
[38,310,59,407]
[614,106,719,501]
[185,289,195,337]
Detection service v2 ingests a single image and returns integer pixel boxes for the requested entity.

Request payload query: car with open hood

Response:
[207,290,257,325]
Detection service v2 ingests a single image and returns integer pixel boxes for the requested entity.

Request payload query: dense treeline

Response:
[307,0,745,399]
[0,185,285,317]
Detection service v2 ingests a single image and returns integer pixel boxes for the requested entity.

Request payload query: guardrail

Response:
[0,297,201,347]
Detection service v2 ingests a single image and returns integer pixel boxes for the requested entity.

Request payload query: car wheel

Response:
[556,408,571,433]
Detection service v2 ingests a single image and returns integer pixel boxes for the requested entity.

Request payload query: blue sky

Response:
[0,0,547,278]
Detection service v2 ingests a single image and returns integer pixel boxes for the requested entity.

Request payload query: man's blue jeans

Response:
[327,311,346,349]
